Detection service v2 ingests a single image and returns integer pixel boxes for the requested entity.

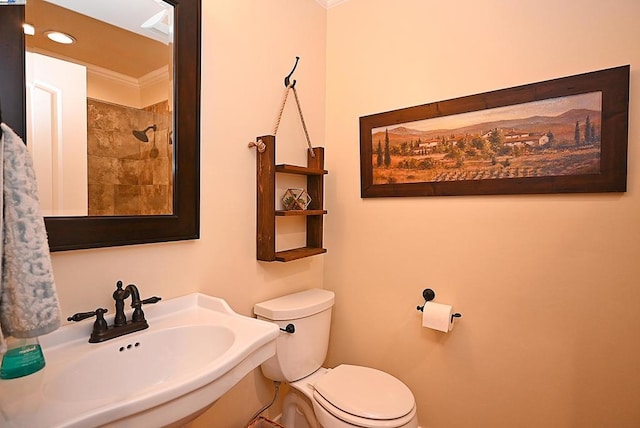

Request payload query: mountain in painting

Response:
[372,108,601,146]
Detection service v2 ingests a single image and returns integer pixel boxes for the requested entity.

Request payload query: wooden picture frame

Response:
[360,65,629,198]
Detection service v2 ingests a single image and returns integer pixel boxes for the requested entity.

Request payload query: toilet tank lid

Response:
[254,288,335,320]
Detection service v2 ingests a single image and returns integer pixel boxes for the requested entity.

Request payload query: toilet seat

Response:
[312,365,417,427]
[313,393,418,428]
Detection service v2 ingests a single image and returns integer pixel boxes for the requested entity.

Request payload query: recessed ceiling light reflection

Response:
[23,23,35,36]
[45,31,76,45]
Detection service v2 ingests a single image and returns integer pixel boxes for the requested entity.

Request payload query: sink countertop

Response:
[0,293,280,428]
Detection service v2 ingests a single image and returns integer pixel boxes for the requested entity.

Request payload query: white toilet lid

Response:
[312,364,415,420]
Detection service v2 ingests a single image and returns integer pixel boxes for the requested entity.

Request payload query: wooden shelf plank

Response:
[275,247,327,262]
[276,164,328,176]
[276,209,327,216]
[256,135,276,261]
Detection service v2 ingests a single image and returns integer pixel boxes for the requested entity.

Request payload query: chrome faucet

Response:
[67,280,161,343]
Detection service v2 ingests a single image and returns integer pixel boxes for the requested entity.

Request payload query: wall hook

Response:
[416,288,436,312]
[284,56,300,88]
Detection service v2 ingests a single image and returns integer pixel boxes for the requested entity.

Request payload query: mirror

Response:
[25,0,175,217]
[0,0,200,251]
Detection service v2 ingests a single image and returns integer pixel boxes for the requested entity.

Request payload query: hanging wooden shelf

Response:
[256,135,327,262]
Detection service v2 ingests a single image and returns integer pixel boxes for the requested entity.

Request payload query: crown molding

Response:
[316,0,349,9]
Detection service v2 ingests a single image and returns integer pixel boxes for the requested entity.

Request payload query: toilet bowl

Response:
[254,289,419,428]
[310,365,418,428]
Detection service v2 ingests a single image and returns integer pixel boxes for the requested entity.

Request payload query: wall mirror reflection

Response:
[25,0,174,217]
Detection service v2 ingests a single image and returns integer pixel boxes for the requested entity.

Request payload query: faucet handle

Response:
[89,308,109,343]
[67,308,109,322]
[131,296,161,323]
[141,296,162,305]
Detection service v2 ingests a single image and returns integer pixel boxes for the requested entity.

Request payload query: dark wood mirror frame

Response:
[0,0,200,251]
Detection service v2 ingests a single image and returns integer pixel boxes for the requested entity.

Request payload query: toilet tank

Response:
[254,289,335,382]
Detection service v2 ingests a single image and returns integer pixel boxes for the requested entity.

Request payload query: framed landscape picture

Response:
[360,65,629,198]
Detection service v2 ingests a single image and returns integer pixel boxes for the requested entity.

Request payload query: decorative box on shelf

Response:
[282,188,311,210]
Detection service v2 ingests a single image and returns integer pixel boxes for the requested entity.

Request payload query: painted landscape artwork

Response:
[371,92,602,185]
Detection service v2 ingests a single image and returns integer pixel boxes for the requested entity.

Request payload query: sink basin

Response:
[0,293,280,428]
[44,325,236,403]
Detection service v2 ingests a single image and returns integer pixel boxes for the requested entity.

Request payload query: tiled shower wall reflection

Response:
[87,99,172,216]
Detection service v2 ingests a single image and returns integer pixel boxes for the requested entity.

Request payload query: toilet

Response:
[254,289,419,428]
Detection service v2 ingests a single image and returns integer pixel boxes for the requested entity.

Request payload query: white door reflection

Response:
[26,52,88,216]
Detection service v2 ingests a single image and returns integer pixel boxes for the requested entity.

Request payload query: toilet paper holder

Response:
[416,288,462,321]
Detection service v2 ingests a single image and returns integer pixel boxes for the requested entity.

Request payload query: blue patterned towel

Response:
[0,123,60,342]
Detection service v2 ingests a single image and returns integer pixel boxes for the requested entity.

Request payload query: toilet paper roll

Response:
[422,301,456,332]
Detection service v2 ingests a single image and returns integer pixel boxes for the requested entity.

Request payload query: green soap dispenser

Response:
[0,336,46,379]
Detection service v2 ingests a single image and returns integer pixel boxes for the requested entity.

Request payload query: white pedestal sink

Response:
[0,293,280,427]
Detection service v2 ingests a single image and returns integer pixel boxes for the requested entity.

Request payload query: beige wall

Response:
[324,1,640,427]
[45,0,640,426]
[49,1,326,427]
